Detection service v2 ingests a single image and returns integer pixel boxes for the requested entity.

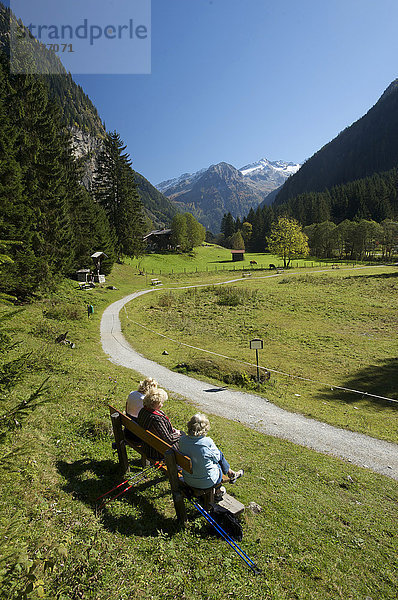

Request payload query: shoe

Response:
[229,469,244,484]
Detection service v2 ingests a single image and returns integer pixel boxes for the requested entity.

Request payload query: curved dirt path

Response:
[101,284,398,481]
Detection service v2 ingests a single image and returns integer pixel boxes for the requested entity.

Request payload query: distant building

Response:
[231,249,245,261]
[76,268,91,283]
[91,251,107,283]
[143,229,173,251]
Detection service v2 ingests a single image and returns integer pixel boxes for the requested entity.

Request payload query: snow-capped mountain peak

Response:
[155,156,301,232]
[239,158,301,178]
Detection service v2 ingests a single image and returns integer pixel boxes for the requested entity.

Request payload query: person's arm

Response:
[206,437,221,463]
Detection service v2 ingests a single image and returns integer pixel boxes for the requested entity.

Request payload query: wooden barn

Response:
[143,229,173,251]
[231,249,245,262]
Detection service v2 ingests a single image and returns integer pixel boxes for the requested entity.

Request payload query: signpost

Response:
[250,338,263,384]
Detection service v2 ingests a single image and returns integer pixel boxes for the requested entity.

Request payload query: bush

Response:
[43,302,83,321]
[212,286,259,306]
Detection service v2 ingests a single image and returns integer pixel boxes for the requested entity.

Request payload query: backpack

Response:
[209,504,243,542]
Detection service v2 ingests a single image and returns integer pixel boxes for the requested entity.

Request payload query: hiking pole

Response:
[188,497,262,576]
[99,462,164,508]
[95,462,163,505]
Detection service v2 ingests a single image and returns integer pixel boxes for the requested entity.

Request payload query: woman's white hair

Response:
[187,413,210,437]
[143,388,168,409]
[138,378,158,394]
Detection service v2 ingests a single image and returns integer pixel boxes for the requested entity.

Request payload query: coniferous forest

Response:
[0,5,149,301]
[0,51,146,300]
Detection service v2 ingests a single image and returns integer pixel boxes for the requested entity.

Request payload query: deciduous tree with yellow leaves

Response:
[267,216,309,267]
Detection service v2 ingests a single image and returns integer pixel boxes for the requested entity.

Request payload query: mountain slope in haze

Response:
[274,80,398,206]
[158,158,300,231]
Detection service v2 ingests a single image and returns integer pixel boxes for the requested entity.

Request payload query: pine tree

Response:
[93,131,144,258]
[0,57,26,242]
[220,213,236,238]
[12,72,74,275]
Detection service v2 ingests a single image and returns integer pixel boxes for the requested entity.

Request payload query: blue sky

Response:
[7,0,398,184]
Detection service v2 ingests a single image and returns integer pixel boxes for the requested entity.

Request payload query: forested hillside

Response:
[0,49,148,300]
[0,4,177,230]
[134,171,177,228]
[276,168,398,225]
[0,3,183,301]
[275,80,398,206]
[0,5,148,300]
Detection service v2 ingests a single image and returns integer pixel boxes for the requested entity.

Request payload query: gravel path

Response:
[101,287,398,481]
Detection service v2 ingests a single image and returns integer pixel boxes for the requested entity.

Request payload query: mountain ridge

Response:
[274,79,398,207]
[157,157,300,231]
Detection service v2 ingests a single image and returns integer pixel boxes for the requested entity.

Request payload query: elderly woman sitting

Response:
[137,388,181,459]
[126,377,157,419]
[179,413,243,500]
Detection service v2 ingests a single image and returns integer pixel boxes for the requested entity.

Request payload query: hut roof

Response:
[143,229,172,241]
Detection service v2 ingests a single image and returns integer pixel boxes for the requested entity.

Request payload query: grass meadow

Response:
[122,264,398,443]
[126,245,355,276]
[0,256,397,600]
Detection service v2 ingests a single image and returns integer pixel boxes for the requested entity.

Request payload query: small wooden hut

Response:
[231,249,245,262]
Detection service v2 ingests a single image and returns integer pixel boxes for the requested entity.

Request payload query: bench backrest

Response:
[109,406,192,473]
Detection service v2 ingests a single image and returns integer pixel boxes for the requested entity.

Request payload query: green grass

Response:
[126,245,350,276]
[121,265,398,443]
[0,263,397,600]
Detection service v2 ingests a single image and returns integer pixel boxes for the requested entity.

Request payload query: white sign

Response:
[250,339,263,350]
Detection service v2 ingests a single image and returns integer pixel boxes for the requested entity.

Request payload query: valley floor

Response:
[101,274,398,481]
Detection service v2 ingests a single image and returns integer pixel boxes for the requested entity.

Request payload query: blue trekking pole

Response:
[187,496,262,575]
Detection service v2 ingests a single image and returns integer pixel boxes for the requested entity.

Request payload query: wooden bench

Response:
[150,278,162,286]
[109,405,191,522]
[109,406,244,521]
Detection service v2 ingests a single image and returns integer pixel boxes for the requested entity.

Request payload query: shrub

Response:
[157,293,175,308]
[43,302,83,321]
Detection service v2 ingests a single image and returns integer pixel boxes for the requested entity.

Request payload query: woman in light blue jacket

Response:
[179,413,243,500]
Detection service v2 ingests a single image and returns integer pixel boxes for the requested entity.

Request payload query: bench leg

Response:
[164,450,186,525]
[110,411,129,474]
[203,488,215,511]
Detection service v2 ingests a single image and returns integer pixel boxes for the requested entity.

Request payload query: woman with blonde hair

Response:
[137,388,181,459]
[179,413,243,500]
[126,377,157,419]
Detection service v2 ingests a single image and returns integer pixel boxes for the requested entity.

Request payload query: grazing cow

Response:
[269,264,276,269]
[250,260,257,265]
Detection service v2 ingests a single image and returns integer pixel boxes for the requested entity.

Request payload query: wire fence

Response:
[138,260,379,277]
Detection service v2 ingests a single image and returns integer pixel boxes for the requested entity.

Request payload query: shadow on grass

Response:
[57,457,180,537]
[318,358,398,407]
